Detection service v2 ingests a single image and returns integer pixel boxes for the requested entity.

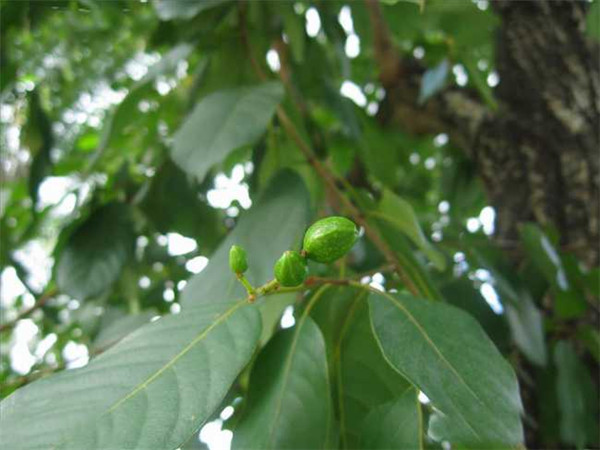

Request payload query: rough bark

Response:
[369,0,600,266]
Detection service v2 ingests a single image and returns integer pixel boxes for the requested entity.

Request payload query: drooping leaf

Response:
[554,341,599,448]
[233,301,333,449]
[369,291,523,447]
[56,202,134,300]
[504,293,547,367]
[376,219,443,300]
[0,300,261,449]
[359,388,423,450]
[180,170,309,307]
[171,82,284,182]
[373,189,446,270]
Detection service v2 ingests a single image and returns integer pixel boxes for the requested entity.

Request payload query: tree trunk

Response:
[369,0,600,266]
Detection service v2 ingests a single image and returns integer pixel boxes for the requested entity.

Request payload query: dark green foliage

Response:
[0,2,596,449]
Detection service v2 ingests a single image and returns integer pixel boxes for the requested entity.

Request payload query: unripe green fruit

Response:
[229,245,248,274]
[274,251,307,287]
[303,216,358,263]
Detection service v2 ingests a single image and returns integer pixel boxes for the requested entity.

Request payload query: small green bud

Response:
[229,245,248,274]
[274,251,308,287]
[303,216,358,263]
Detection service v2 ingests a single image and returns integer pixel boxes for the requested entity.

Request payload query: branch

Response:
[238,7,421,297]
[0,288,58,333]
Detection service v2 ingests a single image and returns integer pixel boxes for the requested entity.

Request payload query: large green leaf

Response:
[233,304,333,449]
[369,291,523,447]
[372,189,446,270]
[56,202,134,300]
[180,170,309,307]
[359,388,423,450]
[0,300,261,449]
[171,82,284,182]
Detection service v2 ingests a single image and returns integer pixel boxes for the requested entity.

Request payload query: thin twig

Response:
[0,288,58,333]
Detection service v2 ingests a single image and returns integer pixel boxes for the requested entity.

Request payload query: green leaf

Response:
[554,341,599,448]
[180,170,309,307]
[141,160,224,254]
[0,300,261,449]
[23,90,53,207]
[576,325,600,363]
[520,224,586,318]
[520,224,567,290]
[369,291,523,447]
[172,82,284,182]
[418,59,449,104]
[153,0,232,20]
[56,202,134,300]
[359,388,423,450]
[504,294,547,367]
[376,219,443,300]
[373,189,446,270]
[233,305,333,449]
[279,3,305,63]
[358,127,399,188]
[335,298,412,448]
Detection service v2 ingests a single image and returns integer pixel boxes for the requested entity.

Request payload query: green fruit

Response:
[229,245,248,274]
[274,251,307,287]
[303,216,358,263]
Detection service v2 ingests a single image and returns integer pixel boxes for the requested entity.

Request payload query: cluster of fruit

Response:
[229,216,358,289]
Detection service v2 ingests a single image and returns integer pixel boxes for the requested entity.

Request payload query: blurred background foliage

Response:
[0,1,598,449]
